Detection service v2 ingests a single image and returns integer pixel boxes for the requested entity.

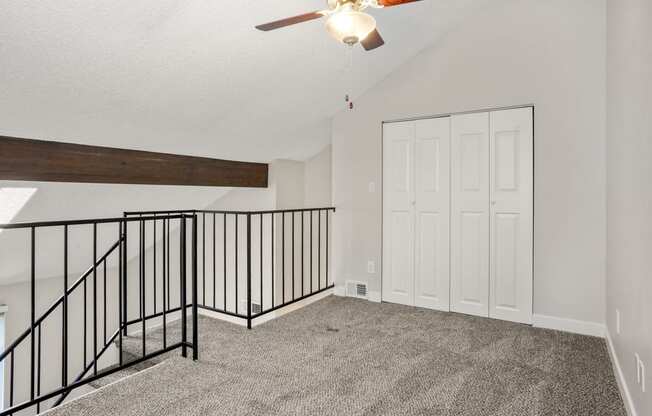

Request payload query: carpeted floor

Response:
[46,296,626,416]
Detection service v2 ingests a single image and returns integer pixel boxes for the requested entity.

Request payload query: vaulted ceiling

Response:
[0,0,490,162]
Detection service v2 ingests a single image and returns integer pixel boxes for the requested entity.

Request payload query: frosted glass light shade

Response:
[325,11,376,45]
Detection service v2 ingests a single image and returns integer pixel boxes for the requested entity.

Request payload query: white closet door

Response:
[450,112,490,317]
[489,108,533,324]
[382,121,415,306]
[414,118,450,311]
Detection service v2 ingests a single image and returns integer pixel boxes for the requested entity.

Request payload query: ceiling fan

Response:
[255,0,422,51]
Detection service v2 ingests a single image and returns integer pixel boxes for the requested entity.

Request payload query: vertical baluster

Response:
[282,212,285,304]
[301,211,304,297]
[192,215,199,359]
[93,223,98,375]
[202,212,206,306]
[213,213,216,309]
[153,216,157,315]
[83,268,87,367]
[162,219,167,349]
[235,214,238,315]
[246,214,252,329]
[167,219,170,313]
[103,258,107,346]
[63,225,68,387]
[122,216,128,337]
[310,211,313,294]
[10,352,14,411]
[271,213,275,309]
[30,227,35,403]
[223,213,226,311]
[318,210,322,291]
[36,324,42,413]
[138,217,142,326]
[259,213,263,313]
[292,212,295,301]
[326,210,330,286]
[180,217,188,358]
[141,220,146,357]
[119,221,124,366]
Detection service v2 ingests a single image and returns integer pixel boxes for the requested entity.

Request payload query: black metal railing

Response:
[124,208,336,329]
[0,214,198,416]
[0,207,333,414]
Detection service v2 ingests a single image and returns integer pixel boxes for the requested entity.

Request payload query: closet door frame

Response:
[381,105,534,323]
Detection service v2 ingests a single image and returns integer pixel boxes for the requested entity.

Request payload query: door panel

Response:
[451,112,490,317]
[416,212,438,299]
[489,108,533,324]
[389,211,413,298]
[414,118,450,310]
[460,211,484,306]
[383,122,415,306]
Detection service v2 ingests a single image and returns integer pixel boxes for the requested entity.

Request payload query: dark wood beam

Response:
[0,136,268,188]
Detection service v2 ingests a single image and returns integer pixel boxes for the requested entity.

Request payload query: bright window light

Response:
[0,187,37,231]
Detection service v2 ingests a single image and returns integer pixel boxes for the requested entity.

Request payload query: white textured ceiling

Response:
[0,0,488,162]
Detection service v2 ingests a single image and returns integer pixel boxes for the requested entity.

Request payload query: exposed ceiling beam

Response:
[0,136,268,188]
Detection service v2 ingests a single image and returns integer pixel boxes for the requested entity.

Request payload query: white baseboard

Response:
[198,308,247,327]
[334,285,346,297]
[200,289,335,328]
[333,285,381,303]
[532,314,605,338]
[368,291,381,303]
[606,329,638,416]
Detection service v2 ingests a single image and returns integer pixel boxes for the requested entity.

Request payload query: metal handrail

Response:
[123,207,336,216]
[0,239,121,363]
[0,213,189,229]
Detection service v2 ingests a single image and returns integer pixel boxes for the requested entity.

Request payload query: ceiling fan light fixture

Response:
[325,11,376,45]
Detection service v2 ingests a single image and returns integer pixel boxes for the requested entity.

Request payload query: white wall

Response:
[606,0,652,414]
[304,145,332,208]
[270,160,305,210]
[332,0,607,325]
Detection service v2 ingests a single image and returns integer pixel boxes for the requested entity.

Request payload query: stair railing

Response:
[0,214,198,416]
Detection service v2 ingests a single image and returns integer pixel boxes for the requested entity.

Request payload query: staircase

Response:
[88,335,169,390]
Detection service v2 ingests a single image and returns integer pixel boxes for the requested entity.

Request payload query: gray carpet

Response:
[46,296,626,416]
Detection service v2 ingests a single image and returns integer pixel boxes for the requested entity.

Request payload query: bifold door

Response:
[449,108,533,323]
[382,117,451,311]
[382,107,533,324]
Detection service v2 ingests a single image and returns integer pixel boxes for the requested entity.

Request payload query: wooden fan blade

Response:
[361,29,385,51]
[255,11,324,31]
[378,0,423,7]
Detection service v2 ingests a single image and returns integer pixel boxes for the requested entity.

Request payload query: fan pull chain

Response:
[345,44,354,110]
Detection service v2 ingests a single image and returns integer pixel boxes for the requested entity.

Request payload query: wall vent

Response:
[346,280,368,299]
[240,300,262,315]
[252,302,262,315]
